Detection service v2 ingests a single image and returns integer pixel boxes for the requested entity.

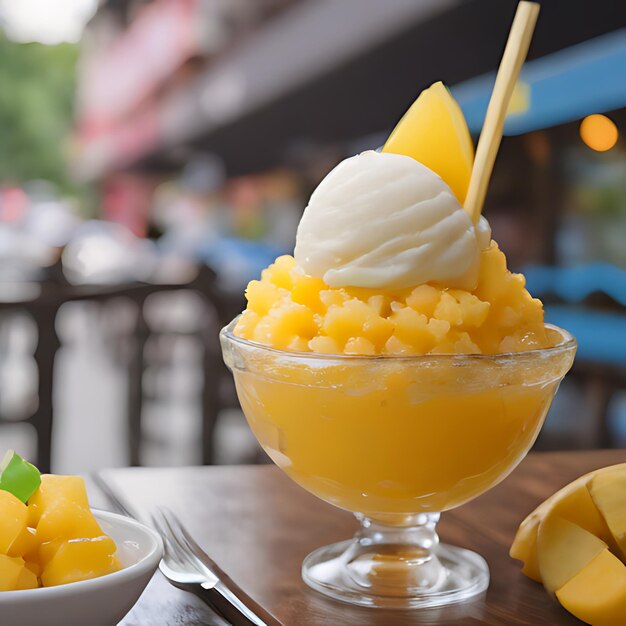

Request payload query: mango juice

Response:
[227,327,574,519]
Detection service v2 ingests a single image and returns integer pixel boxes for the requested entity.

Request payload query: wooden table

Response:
[99,450,626,625]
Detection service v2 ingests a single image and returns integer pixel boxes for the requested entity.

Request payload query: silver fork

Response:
[151,507,282,626]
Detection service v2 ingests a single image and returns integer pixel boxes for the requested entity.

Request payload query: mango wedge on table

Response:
[537,515,606,594]
[589,469,626,557]
[511,463,626,625]
[383,81,474,203]
[556,550,626,626]
[510,465,621,581]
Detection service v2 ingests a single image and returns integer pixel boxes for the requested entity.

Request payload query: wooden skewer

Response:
[464,1,540,223]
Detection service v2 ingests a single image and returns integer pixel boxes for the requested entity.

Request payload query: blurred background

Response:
[0,0,624,476]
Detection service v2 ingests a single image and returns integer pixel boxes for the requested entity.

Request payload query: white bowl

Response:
[0,509,163,626]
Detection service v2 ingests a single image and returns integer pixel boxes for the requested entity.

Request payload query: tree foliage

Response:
[0,33,78,188]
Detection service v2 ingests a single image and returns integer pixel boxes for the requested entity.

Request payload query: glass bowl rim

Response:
[220,318,576,364]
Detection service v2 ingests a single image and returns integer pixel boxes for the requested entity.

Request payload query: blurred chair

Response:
[124,270,221,466]
[0,274,63,473]
[525,263,626,447]
[0,260,221,471]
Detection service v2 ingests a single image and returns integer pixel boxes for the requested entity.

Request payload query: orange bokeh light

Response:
[579,114,619,152]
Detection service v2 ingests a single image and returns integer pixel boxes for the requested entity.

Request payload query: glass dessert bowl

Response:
[221,321,576,609]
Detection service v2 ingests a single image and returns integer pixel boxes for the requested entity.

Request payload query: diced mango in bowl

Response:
[42,536,120,588]
[511,463,626,625]
[0,490,28,554]
[0,450,121,591]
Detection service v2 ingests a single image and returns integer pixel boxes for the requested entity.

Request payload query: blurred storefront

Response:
[71,0,625,270]
[70,0,626,452]
[1,0,625,471]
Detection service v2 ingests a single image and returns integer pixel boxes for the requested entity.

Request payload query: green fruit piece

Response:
[0,450,41,504]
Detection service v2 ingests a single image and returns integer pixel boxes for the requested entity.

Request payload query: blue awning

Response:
[452,29,626,135]
[524,263,626,366]
[543,306,626,366]
[524,263,626,307]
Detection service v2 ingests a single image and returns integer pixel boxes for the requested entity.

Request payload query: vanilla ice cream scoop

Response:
[294,150,491,290]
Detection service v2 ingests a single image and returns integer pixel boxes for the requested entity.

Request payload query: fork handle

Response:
[196,580,283,626]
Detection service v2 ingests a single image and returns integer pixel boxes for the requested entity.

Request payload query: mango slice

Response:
[383,81,474,204]
[512,464,626,624]
[510,468,620,581]
[41,536,120,587]
[537,514,606,593]
[0,450,41,504]
[556,550,626,626]
[589,468,626,558]
[0,490,27,554]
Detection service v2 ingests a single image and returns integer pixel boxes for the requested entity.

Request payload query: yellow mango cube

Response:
[383,335,418,356]
[322,300,371,347]
[286,336,310,353]
[244,280,284,317]
[253,303,317,350]
[344,337,376,356]
[261,255,295,290]
[556,549,626,626]
[318,288,350,309]
[427,318,452,344]
[406,284,440,317]
[365,294,391,317]
[433,292,464,326]
[41,536,120,587]
[37,500,103,543]
[7,526,37,558]
[24,560,41,578]
[235,244,549,357]
[0,554,25,591]
[475,244,517,306]
[27,474,90,527]
[0,489,27,554]
[362,315,394,350]
[448,291,490,328]
[233,311,259,339]
[308,336,341,354]
[450,331,481,355]
[291,274,326,313]
[38,539,63,569]
[389,306,432,350]
[16,566,38,590]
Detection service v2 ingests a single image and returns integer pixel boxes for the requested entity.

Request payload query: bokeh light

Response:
[579,114,619,152]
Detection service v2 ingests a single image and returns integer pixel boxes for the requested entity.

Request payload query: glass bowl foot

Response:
[302,514,489,609]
